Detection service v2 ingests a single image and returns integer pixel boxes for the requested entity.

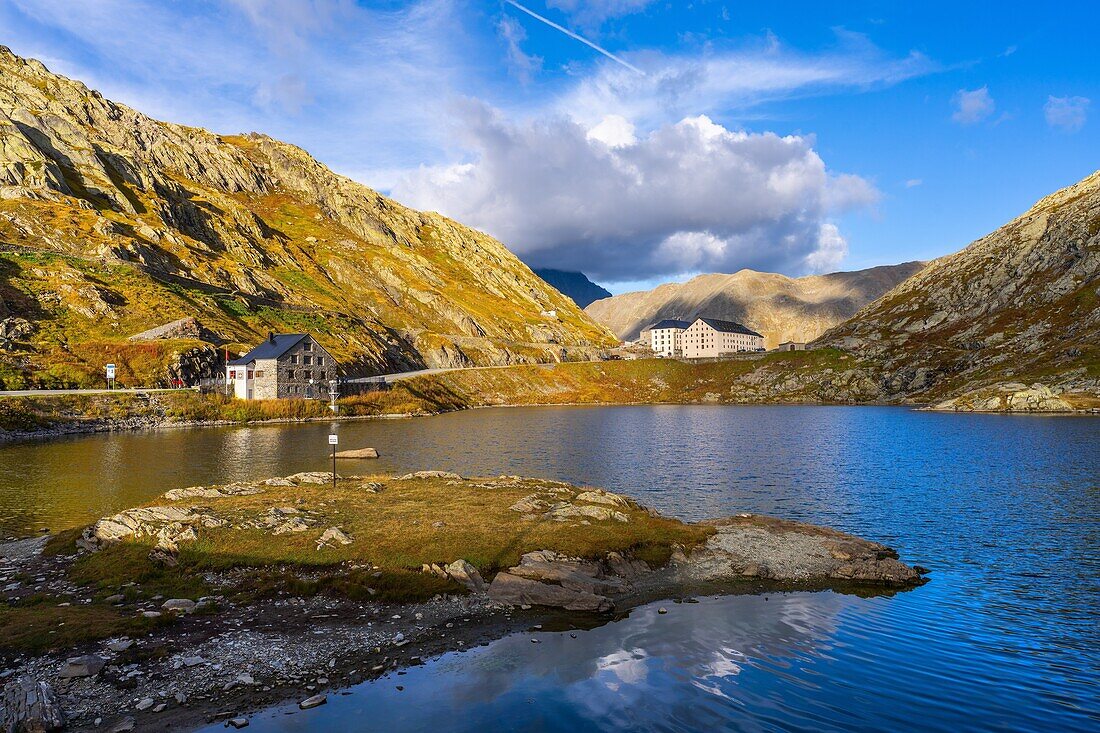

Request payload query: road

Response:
[0,360,606,396]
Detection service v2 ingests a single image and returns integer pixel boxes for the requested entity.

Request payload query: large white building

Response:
[643,317,765,358]
[643,319,692,356]
[680,318,764,358]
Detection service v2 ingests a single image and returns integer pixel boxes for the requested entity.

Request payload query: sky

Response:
[1,1,1097,293]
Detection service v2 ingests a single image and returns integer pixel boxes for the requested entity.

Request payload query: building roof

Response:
[694,317,764,338]
[647,319,693,331]
[228,333,309,365]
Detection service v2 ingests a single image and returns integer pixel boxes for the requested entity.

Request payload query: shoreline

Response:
[3,395,1097,447]
[0,472,927,732]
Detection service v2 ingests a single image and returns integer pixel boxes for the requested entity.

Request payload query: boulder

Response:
[272,518,311,535]
[444,560,486,593]
[543,503,629,523]
[508,495,546,513]
[161,598,197,614]
[316,527,353,549]
[58,654,106,678]
[396,471,462,481]
[488,572,612,612]
[287,472,338,485]
[1,677,65,732]
[361,482,385,493]
[575,490,628,508]
[506,551,623,596]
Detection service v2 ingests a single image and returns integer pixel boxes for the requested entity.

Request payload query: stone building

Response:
[642,319,692,356]
[226,333,337,400]
[680,318,764,358]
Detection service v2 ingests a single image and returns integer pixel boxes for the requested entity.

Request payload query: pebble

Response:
[299,694,327,710]
[658,608,668,614]
[229,718,250,729]
[134,698,154,711]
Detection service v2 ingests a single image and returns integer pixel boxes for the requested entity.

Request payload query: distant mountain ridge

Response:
[533,269,613,308]
[585,262,926,349]
[0,46,614,387]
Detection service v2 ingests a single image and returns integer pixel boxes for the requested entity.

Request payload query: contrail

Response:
[504,0,645,75]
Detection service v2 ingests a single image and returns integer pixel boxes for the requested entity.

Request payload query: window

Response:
[290,355,298,364]
[317,356,324,366]
[228,370,236,379]
[287,370,295,380]
[304,355,312,365]
[254,370,264,378]
[304,341,313,351]
[247,370,254,379]
[319,371,326,380]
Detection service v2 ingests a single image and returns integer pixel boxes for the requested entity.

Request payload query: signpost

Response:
[328,433,338,488]
[328,379,339,414]
[105,363,116,390]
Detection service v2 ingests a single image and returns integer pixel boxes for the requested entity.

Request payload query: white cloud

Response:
[498,15,543,83]
[554,37,936,130]
[1044,95,1089,132]
[951,86,995,125]
[393,104,876,282]
[586,114,637,147]
[546,0,655,31]
[904,178,922,188]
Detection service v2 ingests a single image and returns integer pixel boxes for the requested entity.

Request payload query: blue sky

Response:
[1,1,1096,292]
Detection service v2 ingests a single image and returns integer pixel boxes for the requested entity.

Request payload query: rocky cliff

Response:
[0,47,614,387]
[817,170,1100,406]
[585,263,925,349]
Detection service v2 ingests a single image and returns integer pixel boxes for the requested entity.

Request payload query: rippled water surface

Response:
[2,406,1098,731]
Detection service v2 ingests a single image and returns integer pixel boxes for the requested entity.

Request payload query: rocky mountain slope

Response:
[533,269,612,308]
[817,170,1100,405]
[0,47,614,387]
[585,262,925,349]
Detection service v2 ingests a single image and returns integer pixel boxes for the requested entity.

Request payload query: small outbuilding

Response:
[775,342,807,352]
[226,333,337,400]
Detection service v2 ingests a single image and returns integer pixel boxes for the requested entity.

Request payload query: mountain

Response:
[817,170,1100,406]
[532,269,612,308]
[584,262,925,349]
[0,47,614,388]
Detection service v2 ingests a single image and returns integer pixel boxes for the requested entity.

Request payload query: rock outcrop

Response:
[1,677,66,732]
[586,263,925,348]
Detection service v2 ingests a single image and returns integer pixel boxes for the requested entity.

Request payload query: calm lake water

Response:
[2,406,1098,731]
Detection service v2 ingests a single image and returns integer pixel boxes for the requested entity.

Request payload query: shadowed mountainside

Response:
[532,269,612,308]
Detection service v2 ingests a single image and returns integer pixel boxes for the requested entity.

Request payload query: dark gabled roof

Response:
[694,317,763,338]
[228,333,308,365]
[647,319,693,331]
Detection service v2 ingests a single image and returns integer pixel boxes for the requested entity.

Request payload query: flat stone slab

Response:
[333,448,379,459]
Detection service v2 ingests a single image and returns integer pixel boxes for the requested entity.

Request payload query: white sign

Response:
[328,434,339,446]
[105,363,116,379]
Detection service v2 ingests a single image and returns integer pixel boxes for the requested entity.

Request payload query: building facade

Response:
[644,319,692,356]
[226,333,337,400]
[776,341,807,352]
[680,318,764,358]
